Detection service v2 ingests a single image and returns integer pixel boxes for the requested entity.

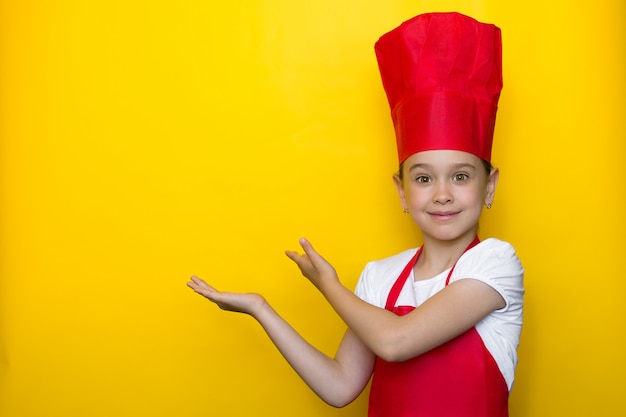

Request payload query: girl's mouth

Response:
[428,211,460,221]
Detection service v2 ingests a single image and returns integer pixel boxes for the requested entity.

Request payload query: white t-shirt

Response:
[354,238,524,390]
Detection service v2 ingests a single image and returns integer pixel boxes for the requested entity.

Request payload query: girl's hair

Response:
[397,158,493,181]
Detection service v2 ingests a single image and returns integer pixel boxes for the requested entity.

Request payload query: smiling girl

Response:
[188,12,524,417]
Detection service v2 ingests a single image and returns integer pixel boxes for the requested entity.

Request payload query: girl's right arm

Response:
[187,276,375,408]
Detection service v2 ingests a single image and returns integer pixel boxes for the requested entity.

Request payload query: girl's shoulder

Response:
[467,238,521,263]
[358,247,419,287]
[366,246,420,272]
[473,237,518,254]
[362,238,522,280]
[369,238,518,265]
[356,247,420,306]
[456,237,524,283]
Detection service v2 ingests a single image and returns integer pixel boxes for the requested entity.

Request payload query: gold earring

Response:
[486,203,492,209]
[403,208,409,214]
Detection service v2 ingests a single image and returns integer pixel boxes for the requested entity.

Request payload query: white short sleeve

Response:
[451,238,524,390]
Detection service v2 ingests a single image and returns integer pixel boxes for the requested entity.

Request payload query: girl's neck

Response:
[413,233,478,281]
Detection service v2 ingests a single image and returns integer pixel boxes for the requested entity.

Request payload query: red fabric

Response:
[369,325,509,417]
[384,248,421,311]
[368,237,509,417]
[375,12,502,164]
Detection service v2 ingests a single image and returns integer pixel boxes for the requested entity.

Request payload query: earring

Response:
[403,208,409,214]
[486,203,492,209]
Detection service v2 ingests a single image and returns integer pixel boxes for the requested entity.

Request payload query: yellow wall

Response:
[1,1,624,416]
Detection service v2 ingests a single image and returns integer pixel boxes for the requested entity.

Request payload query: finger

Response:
[285,250,312,271]
[188,276,217,291]
[284,250,299,261]
[298,238,328,265]
[190,284,222,302]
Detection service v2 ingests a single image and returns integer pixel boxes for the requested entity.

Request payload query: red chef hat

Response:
[375,12,502,164]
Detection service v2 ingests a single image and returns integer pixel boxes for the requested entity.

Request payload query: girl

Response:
[188,12,524,417]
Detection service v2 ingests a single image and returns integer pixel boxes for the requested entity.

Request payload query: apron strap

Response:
[385,236,481,311]
[444,236,480,286]
[384,248,422,311]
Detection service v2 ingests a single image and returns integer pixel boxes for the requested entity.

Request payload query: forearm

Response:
[317,278,505,362]
[317,281,418,361]
[285,240,417,361]
[252,301,369,407]
[286,239,504,363]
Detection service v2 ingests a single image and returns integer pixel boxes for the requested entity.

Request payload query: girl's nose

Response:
[433,182,453,204]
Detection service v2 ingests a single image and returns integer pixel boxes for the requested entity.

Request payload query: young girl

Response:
[188,12,524,417]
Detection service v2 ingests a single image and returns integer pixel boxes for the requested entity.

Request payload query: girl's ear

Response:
[485,167,499,207]
[393,173,408,212]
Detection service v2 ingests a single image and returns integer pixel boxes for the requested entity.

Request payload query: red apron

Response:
[368,237,509,417]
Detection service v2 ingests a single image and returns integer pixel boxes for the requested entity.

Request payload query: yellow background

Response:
[1,1,624,416]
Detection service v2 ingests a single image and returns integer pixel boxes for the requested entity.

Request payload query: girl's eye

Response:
[453,173,469,181]
[416,175,431,183]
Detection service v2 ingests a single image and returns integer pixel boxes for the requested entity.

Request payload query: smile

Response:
[428,211,460,221]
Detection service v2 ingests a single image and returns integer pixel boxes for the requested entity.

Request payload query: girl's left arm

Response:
[286,238,505,362]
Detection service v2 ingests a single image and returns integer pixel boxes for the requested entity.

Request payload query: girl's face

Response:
[394,150,498,244]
